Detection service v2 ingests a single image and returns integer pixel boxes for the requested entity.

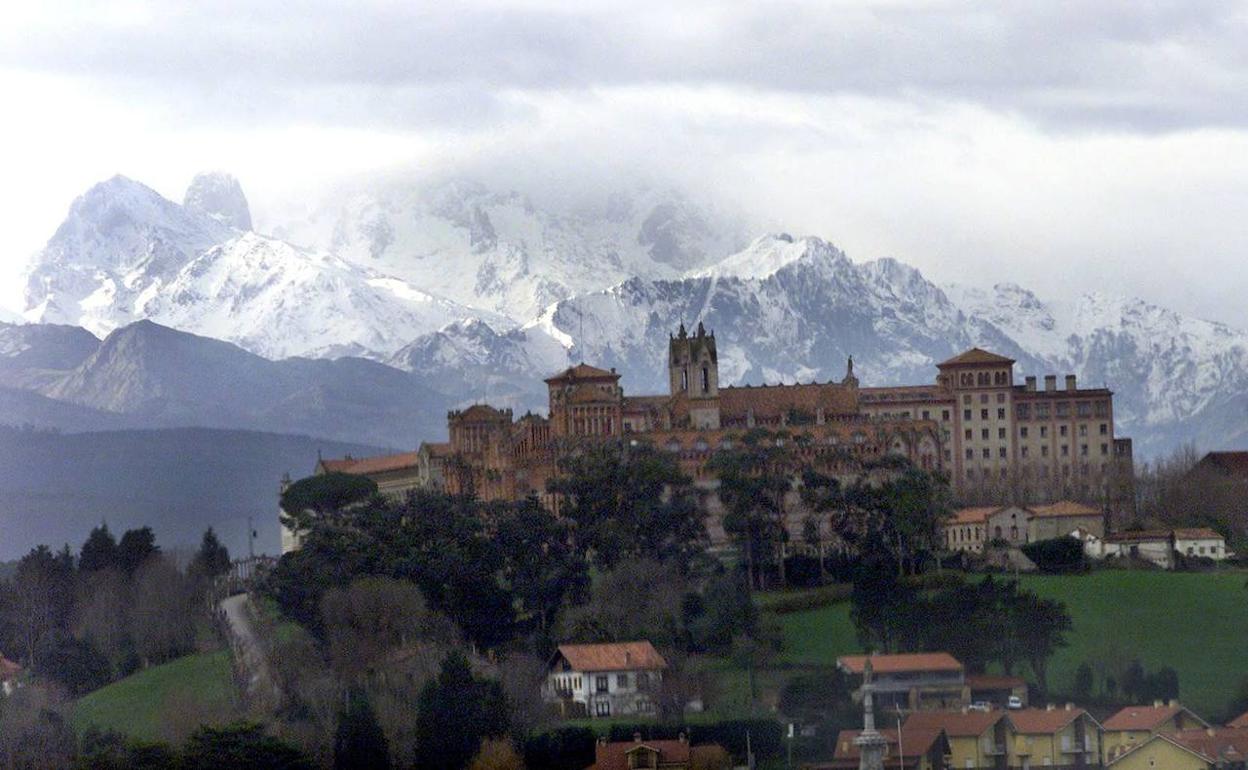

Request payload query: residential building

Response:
[903,709,1013,770]
[824,726,951,769]
[1107,728,1248,770]
[1009,705,1102,770]
[1100,530,1176,569]
[1103,701,1209,760]
[1173,528,1230,561]
[583,734,726,770]
[945,506,997,553]
[544,641,667,719]
[837,653,967,712]
[1029,501,1105,542]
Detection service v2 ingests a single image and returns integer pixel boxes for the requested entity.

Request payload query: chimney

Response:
[1168,699,1179,708]
[1065,374,1077,391]
[634,732,643,743]
[1025,376,1036,392]
[1046,704,1056,712]
[1208,727,1217,737]
[1044,375,1057,392]
[1154,699,1164,708]
[625,651,632,665]
[598,736,608,746]
[679,732,688,744]
[1066,703,1074,711]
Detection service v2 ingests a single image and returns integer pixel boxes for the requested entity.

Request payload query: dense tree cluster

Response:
[0,524,227,696]
[851,566,1073,692]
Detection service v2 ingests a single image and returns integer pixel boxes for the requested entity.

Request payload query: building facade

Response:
[288,328,1132,553]
[544,641,668,719]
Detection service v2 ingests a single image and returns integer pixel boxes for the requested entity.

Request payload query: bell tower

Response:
[668,322,720,429]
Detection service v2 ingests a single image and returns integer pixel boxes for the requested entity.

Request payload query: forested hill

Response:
[0,426,387,560]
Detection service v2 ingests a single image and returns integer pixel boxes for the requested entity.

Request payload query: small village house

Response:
[544,641,667,719]
[1103,700,1210,760]
[1172,528,1229,561]
[903,709,1013,770]
[944,501,1104,555]
[1107,727,1248,770]
[1029,500,1105,541]
[837,653,966,712]
[823,725,951,769]
[1100,530,1176,569]
[582,733,729,770]
[1008,704,1102,769]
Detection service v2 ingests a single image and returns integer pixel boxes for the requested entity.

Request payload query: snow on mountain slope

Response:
[183,171,252,230]
[23,175,234,335]
[275,179,748,322]
[138,231,499,359]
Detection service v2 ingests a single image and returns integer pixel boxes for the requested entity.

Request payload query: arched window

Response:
[701,366,710,393]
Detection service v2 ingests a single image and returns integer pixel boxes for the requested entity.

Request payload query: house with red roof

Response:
[1008,704,1102,768]
[545,641,669,719]
[583,733,728,770]
[837,653,967,712]
[821,725,951,769]
[1103,700,1210,759]
[1107,727,1248,769]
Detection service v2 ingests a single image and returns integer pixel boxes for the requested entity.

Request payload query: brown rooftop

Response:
[1229,711,1248,729]
[905,709,1007,737]
[1009,706,1091,734]
[1173,528,1224,540]
[1031,500,1100,518]
[949,506,1004,524]
[319,451,420,476]
[937,348,1016,367]
[544,363,620,383]
[1104,703,1206,732]
[553,641,667,673]
[837,652,963,675]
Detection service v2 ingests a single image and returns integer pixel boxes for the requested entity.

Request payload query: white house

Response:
[1172,528,1229,561]
[544,641,668,719]
[1101,530,1175,569]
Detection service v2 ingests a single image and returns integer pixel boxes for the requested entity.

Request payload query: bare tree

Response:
[129,556,197,667]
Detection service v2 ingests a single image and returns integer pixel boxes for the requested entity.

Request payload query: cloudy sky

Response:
[3,1,1248,326]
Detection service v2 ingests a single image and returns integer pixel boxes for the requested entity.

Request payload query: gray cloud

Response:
[4,1,1248,132]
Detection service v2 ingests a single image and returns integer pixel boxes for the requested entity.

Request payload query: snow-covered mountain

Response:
[17,174,1248,457]
[21,175,495,358]
[274,179,748,322]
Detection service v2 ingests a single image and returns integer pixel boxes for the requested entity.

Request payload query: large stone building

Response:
[284,325,1132,552]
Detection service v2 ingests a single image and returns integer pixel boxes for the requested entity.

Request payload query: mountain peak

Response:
[184,172,252,230]
[691,233,847,281]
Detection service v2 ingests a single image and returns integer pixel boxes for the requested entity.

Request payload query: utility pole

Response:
[247,515,255,560]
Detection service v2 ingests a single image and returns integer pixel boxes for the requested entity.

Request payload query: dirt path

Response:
[219,593,279,708]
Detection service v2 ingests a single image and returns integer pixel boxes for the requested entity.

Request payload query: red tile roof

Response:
[949,506,1003,524]
[545,363,620,383]
[1031,500,1100,518]
[1104,529,1173,544]
[1171,727,1248,764]
[904,709,1007,737]
[1103,703,1206,732]
[588,738,689,770]
[1009,706,1090,734]
[837,652,963,675]
[553,641,667,673]
[829,726,947,767]
[1192,451,1248,479]
[1107,733,1213,766]
[1229,711,1248,729]
[319,451,420,475]
[1173,528,1224,540]
[966,674,1027,690]
[937,348,1015,367]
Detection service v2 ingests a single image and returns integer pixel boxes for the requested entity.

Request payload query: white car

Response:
[1007,695,1024,709]
[969,701,992,712]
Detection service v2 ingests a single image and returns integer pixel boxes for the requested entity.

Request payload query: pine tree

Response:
[79,523,119,572]
[416,652,510,770]
[334,690,390,770]
[190,527,231,579]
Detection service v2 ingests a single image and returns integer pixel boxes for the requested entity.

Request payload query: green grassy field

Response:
[748,570,1248,720]
[72,649,239,742]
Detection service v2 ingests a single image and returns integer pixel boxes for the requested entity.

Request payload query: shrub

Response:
[1021,537,1088,574]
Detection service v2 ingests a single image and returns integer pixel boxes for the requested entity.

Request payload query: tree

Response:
[883,467,954,575]
[1008,591,1072,693]
[710,432,795,589]
[1073,662,1094,701]
[556,560,686,648]
[128,557,196,667]
[189,528,231,580]
[334,690,390,770]
[8,545,74,667]
[72,568,132,675]
[684,569,758,654]
[320,577,456,680]
[79,524,119,573]
[493,496,589,633]
[848,556,917,653]
[1122,659,1146,702]
[181,722,312,770]
[280,472,379,533]
[117,527,159,577]
[415,652,510,770]
[469,739,526,770]
[547,442,706,571]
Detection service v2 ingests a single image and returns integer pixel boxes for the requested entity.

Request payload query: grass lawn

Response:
[748,569,1248,720]
[72,649,239,742]
[1015,570,1248,718]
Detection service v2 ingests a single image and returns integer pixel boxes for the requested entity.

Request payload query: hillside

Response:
[0,426,386,559]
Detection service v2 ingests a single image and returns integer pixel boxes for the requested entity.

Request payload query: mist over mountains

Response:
[7,171,1248,464]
